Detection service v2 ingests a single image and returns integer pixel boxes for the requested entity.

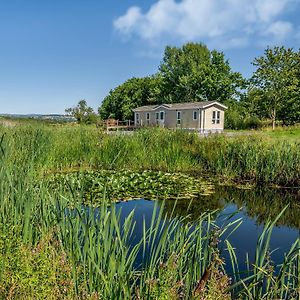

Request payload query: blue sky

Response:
[0,0,299,114]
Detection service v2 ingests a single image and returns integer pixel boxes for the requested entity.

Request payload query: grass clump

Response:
[1,125,299,186]
[0,226,74,300]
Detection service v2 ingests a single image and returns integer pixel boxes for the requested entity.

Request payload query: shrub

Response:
[0,226,75,300]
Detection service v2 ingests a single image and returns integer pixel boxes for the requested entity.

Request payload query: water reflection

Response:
[159,185,300,229]
[114,186,299,272]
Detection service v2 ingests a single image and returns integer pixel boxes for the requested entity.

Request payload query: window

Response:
[136,113,140,125]
[212,111,220,124]
[160,111,165,120]
[155,112,159,124]
[212,111,216,124]
[193,111,198,120]
[146,112,150,125]
[177,111,181,125]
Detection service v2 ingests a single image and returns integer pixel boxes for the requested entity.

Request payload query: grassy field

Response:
[1,123,299,186]
[0,123,299,299]
[263,126,300,141]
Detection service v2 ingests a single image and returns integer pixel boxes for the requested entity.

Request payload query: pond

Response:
[113,185,300,273]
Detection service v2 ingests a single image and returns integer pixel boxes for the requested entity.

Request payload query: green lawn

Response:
[263,126,300,141]
[225,126,300,141]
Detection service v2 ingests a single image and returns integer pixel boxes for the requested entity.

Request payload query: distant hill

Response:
[0,114,76,122]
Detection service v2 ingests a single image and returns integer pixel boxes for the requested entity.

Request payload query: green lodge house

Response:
[133,101,227,133]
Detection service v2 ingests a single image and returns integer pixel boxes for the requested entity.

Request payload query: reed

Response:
[1,161,299,298]
[0,124,299,298]
[0,125,299,186]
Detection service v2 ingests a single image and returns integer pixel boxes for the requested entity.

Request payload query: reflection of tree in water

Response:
[157,189,227,222]
[225,186,300,229]
[159,185,300,229]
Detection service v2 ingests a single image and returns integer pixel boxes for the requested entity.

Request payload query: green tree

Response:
[250,47,300,128]
[159,43,245,103]
[99,75,162,120]
[65,100,97,124]
[98,42,245,122]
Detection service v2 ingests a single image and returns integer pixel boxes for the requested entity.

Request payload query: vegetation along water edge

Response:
[0,123,299,299]
[0,124,299,187]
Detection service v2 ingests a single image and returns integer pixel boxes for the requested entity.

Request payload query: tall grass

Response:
[0,124,299,298]
[0,158,299,298]
[0,124,299,186]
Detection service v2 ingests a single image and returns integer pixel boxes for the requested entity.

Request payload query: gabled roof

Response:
[133,101,227,112]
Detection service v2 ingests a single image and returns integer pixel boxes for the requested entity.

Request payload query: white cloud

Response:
[114,6,142,35]
[264,21,293,40]
[114,0,299,48]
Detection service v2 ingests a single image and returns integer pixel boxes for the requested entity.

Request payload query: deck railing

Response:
[103,119,137,132]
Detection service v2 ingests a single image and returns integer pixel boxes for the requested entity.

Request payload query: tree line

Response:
[67,43,300,129]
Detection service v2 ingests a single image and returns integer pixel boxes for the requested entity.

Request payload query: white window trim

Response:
[177,111,181,125]
[155,112,159,124]
[212,110,220,124]
[146,112,150,125]
[135,113,141,125]
[193,110,198,121]
[216,111,220,124]
[159,111,165,120]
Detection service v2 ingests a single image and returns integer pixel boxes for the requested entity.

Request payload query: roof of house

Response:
[133,101,227,112]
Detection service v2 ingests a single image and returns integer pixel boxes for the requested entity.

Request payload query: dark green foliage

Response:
[99,44,300,131]
[224,100,249,130]
[250,46,300,128]
[159,43,245,103]
[99,75,163,120]
[99,43,245,121]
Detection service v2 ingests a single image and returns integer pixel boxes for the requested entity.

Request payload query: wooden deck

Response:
[103,119,137,132]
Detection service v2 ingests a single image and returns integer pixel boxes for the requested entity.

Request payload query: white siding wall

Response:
[135,104,225,132]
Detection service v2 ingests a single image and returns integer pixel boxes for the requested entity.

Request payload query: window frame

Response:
[159,111,165,121]
[155,112,159,124]
[216,111,220,124]
[212,110,221,125]
[136,113,140,125]
[212,111,216,124]
[146,112,150,125]
[176,111,181,125]
[193,110,198,121]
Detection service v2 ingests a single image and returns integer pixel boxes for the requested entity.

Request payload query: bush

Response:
[244,116,262,129]
[0,226,75,300]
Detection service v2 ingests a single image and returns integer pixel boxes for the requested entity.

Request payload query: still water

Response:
[114,185,300,271]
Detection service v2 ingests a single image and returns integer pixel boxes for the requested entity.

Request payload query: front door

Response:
[159,111,165,127]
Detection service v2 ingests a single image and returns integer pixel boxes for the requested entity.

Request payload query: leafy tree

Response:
[99,43,245,121]
[99,75,162,120]
[250,47,300,128]
[65,100,97,124]
[159,43,245,103]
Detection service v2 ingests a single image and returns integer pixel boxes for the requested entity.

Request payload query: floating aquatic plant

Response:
[49,170,215,204]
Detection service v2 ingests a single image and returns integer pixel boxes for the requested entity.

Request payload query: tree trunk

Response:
[272,108,276,130]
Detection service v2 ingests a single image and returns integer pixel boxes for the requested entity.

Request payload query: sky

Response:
[0,0,299,114]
